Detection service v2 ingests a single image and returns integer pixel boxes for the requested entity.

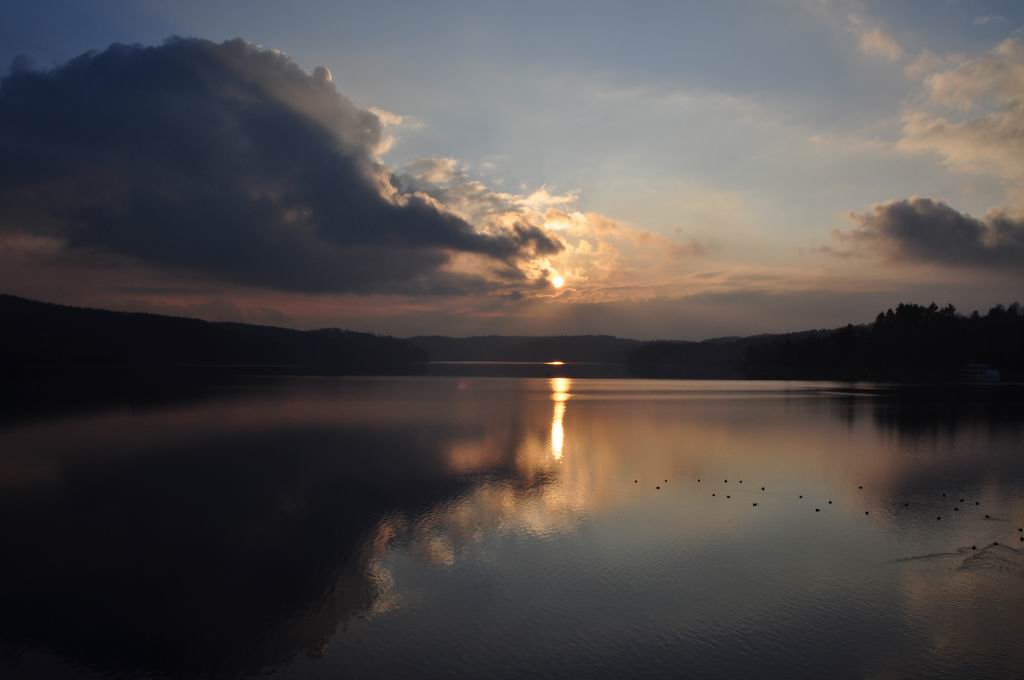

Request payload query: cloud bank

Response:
[842,198,1024,272]
[0,38,561,294]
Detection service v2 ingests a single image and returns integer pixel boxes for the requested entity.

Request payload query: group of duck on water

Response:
[634,476,1024,548]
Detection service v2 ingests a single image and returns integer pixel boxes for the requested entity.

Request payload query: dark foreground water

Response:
[1,376,1022,679]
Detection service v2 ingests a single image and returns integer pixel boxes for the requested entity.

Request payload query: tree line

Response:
[740,303,1024,381]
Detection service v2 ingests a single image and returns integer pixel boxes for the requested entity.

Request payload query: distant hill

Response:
[0,294,425,373]
[408,335,641,363]
[4,295,1021,381]
[409,331,828,378]
[410,303,1024,382]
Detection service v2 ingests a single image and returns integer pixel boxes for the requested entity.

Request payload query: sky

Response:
[1,0,1022,339]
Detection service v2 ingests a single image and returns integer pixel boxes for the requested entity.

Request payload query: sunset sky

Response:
[2,0,1022,338]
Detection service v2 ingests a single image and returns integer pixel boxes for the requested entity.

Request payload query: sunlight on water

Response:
[549,377,571,460]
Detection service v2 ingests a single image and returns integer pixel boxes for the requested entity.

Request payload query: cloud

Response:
[839,197,1024,272]
[858,28,904,61]
[396,157,706,301]
[0,38,561,295]
[898,107,1024,183]
[849,16,904,62]
[365,105,423,156]
[903,49,964,81]
[921,38,1024,110]
[898,39,1024,184]
[366,105,423,130]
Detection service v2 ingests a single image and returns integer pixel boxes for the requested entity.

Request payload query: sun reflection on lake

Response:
[550,377,571,460]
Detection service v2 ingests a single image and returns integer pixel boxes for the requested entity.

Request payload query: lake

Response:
[1,376,1022,679]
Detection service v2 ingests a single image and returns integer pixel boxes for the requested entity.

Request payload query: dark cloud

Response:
[0,38,560,294]
[843,198,1024,272]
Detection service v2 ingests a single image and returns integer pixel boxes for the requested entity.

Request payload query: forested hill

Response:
[630,303,1024,381]
[0,294,425,373]
[739,303,1024,381]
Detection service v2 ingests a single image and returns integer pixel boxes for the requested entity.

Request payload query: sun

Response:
[551,274,565,289]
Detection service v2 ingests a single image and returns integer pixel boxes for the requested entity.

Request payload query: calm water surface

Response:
[1,377,1022,679]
